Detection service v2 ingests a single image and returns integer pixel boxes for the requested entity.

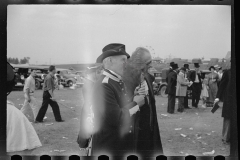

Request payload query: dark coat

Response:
[188,70,203,90]
[91,70,137,156]
[165,71,177,95]
[165,68,173,83]
[134,73,163,157]
[216,69,231,119]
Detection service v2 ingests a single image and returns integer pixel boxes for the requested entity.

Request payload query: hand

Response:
[206,86,209,90]
[27,97,31,103]
[214,98,219,104]
[51,97,56,101]
[133,95,145,107]
[137,85,146,95]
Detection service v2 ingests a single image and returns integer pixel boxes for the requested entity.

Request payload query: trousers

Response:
[21,94,39,121]
[192,83,202,107]
[222,118,230,142]
[35,91,62,122]
[177,97,184,112]
[167,94,176,113]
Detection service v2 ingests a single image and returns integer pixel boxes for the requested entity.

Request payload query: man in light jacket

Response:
[176,67,191,113]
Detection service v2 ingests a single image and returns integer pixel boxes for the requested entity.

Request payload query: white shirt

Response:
[23,75,35,94]
[194,72,200,83]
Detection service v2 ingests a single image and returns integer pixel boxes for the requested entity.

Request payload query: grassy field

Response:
[7,87,229,157]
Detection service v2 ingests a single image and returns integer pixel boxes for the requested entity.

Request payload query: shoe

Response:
[34,120,43,123]
[201,104,206,108]
[56,120,65,122]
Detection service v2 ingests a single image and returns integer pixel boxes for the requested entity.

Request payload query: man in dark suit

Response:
[183,64,191,109]
[91,43,146,156]
[214,68,231,144]
[188,63,203,108]
[166,63,178,114]
[165,62,175,83]
[128,47,163,157]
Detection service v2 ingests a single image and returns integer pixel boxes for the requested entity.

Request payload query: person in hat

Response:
[214,60,231,145]
[176,67,191,113]
[166,63,178,114]
[124,47,163,157]
[7,62,42,152]
[165,62,175,85]
[77,64,102,151]
[188,63,204,108]
[91,43,146,156]
[206,66,219,107]
[183,63,191,109]
[35,65,64,123]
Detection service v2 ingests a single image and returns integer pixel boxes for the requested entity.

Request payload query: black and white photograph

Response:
[5,3,236,159]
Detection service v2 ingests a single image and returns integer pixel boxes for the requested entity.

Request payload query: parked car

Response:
[57,69,83,87]
[152,69,168,98]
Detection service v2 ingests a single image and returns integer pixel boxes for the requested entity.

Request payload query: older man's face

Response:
[112,55,127,76]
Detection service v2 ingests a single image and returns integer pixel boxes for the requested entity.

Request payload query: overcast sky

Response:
[7,5,231,64]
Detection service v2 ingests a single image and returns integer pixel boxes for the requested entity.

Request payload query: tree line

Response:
[7,57,30,64]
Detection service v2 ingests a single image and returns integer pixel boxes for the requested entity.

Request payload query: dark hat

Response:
[194,63,200,68]
[183,63,189,69]
[96,43,130,63]
[172,63,179,70]
[170,62,175,67]
[209,66,215,71]
[180,67,186,72]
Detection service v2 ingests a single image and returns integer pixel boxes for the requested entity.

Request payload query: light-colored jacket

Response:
[176,72,189,97]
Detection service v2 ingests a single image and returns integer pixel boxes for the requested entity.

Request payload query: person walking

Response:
[91,43,145,156]
[35,65,64,123]
[166,63,178,114]
[188,63,203,108]
[207,66,219,107]
[20,69,39,121]
[176,67,190,113]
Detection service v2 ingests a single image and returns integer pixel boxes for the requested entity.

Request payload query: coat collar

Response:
[103,69,122,82]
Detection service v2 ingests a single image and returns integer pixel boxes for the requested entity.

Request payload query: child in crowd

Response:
[200,73,209,108]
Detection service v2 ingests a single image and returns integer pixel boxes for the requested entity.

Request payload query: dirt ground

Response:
[7,87,230,157]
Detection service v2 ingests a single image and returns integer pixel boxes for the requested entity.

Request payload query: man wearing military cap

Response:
[91,43,146,156]
[188,63,204,108]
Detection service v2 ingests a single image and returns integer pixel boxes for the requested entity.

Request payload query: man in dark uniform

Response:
[188,63,203,108]
[35,65,64,122]
[183,63,191,109]
[166,63,178,114]
[91,43,145,157]
[129,47,163,157]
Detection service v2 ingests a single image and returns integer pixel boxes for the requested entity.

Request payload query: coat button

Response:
[130,126,132,128]
[129,130,132,133]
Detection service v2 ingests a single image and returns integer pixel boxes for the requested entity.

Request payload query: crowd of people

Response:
[165,61,225,114]
[6,43,236,158]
